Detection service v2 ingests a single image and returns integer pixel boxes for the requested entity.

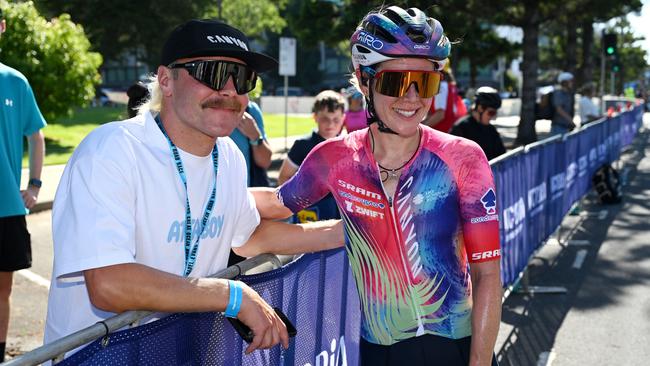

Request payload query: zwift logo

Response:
[304,336,347,366]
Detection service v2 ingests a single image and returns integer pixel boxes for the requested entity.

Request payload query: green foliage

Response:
[36,0,289,68]
[206,0,287,36]
[0,1,102,123]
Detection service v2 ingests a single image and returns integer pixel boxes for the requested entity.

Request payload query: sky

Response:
[627,0,649,54]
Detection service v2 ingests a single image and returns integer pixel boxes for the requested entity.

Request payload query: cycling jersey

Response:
[277,126,500,345]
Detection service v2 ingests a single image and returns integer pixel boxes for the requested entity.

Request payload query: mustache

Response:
[201,98,243,111]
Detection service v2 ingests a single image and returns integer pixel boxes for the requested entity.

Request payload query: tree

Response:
[0,1,102,122]
[36,0,289,68]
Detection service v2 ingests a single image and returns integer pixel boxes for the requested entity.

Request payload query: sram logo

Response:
[471,249,501,261]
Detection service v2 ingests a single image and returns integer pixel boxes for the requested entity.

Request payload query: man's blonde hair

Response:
[136,75,163,115]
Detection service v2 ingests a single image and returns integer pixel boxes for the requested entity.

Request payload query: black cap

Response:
[161,19,277,73]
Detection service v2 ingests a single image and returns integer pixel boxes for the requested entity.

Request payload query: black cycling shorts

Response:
[360,334,499,366]
[0,215,32,271]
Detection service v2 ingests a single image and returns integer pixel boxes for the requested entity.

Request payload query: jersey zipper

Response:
[377,165,425,334]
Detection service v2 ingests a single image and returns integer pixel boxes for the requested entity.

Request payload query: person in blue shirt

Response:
[228,100,272,187]
[0,7,47,362]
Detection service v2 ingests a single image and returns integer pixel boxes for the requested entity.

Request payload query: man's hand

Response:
[237,112,262,141]
[21,186,39,209]
[237,282,290,354]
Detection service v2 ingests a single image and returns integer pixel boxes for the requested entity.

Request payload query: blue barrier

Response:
[493,107,642,286]
[13,107,643,366]
[58,249,361,366]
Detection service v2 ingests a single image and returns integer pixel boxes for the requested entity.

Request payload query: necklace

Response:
[370,127,421,183]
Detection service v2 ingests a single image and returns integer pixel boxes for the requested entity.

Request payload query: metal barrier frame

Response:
[2,254,289,366]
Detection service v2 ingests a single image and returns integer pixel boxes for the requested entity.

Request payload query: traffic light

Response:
[603,33,618,56]
[611,58,621,73]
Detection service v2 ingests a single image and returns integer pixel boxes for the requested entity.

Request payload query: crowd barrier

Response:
[5,107,643,366]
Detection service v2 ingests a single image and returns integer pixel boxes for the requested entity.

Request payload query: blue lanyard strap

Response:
[155,116,219,277]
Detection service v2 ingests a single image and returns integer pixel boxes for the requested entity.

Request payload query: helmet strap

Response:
[365,81,398,135]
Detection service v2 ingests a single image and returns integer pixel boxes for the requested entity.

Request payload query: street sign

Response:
[279,37,296,76]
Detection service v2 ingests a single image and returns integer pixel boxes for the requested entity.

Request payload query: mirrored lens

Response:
[374,70,441,98]
[175,61,257,95]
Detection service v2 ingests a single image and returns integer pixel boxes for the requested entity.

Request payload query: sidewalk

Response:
[23,116,552,214]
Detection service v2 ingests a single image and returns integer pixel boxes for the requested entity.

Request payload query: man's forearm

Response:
[235,219,344,258]
[469,262,502,366]
[28,130,45,180]
[84,263,229,314]
[251,141,272,169]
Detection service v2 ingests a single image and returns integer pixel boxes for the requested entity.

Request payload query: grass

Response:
[26,106,315,166]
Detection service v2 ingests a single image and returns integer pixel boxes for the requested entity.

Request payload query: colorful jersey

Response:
[277,127,500,345]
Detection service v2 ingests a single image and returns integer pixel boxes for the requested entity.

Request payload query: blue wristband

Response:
[224,280,242,318]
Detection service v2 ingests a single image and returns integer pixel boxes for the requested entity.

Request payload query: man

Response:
[0,7,47,362]
[550,72,576,136]
[450,86,506,160]
[44,19,341,358]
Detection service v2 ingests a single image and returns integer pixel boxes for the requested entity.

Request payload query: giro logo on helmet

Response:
[357,31,384,50]
[413,44,430,49]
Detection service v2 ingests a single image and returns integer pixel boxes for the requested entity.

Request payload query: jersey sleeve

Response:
[52,130,137,281]
[454,139,501,263]
[277,141,332,214]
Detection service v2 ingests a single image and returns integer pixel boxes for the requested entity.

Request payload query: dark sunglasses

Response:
[168,60,258,95]
[372,70,443,98]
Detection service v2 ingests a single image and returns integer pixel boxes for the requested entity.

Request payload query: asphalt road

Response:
[5,118,650,365]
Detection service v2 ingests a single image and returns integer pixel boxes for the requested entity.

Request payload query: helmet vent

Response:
[384,9,406,27]
[365,22,398,44]
[406,28,426,44]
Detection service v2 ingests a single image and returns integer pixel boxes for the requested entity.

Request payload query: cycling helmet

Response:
[350,6,450,72]
[474,86,502,109]
[349,6,450,134]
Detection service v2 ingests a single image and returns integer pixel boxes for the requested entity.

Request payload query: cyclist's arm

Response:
[468,260,502,366]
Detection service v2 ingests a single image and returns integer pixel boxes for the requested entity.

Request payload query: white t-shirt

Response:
[433,81,456,114]
[44,112,260,345]
[579,96,600,123]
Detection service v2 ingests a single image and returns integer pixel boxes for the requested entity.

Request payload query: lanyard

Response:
[155,116,218,277]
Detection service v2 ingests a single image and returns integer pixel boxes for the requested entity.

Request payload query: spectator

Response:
[126,82,149,118]
[422,62,466,132]
[229,99,272,187]
[43,19,342,358]
[0,7,47,362]
[277,90,344,222]
[579,82,601,126]
[450,87,506,160]
[343,87,367,133]
[550,72,576,136]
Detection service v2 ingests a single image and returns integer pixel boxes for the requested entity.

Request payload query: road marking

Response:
[573,249,588,269]
[17,269,50,289]
[537,350,556,366]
